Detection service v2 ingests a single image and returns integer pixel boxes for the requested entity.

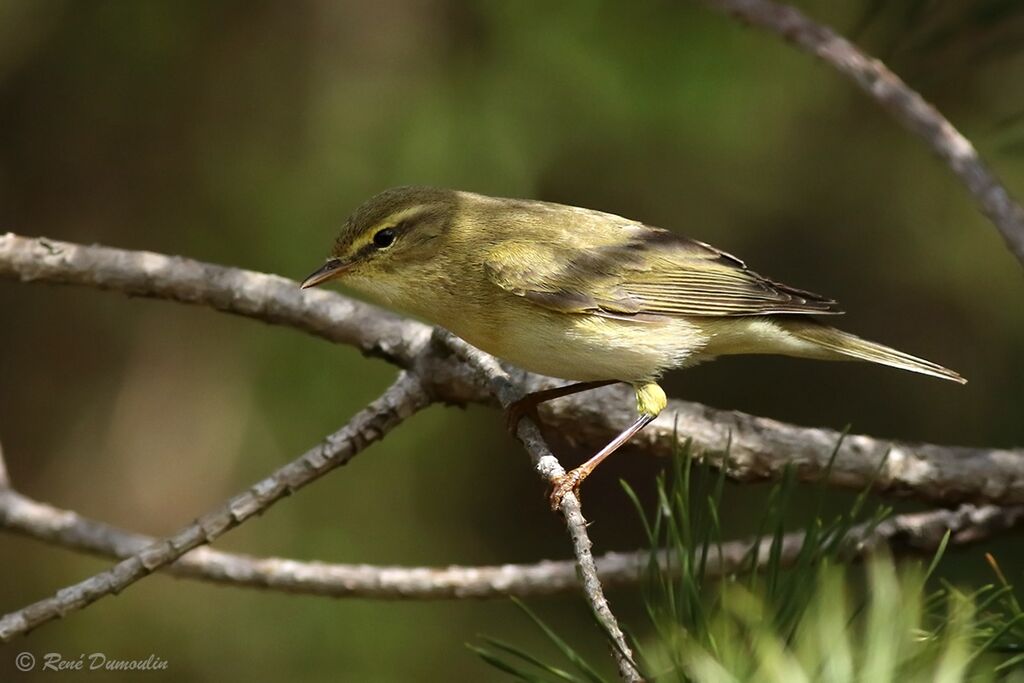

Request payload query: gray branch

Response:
[0,373,430,641]
[3,486,1019,599]
[698,0,1024,266]
[0,233,432,367]
[534,381,1024,506]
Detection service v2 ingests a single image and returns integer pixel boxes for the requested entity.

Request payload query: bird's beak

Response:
[300,259,349,289]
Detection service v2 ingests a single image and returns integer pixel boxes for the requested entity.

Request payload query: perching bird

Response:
[301,187,965,507]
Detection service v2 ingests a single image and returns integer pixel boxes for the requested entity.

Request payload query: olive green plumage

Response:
[302,186,964,505]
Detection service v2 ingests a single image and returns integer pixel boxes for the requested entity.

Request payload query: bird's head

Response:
[301,186,457,291]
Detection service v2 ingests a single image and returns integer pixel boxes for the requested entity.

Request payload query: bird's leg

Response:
[549,382,667,510]
[549,413,655,510]
[506,379,620,434]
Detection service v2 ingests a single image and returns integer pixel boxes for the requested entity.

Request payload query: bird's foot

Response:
[549,468,586,511]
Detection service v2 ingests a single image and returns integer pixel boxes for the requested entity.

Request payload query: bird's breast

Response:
[446,300,710,383]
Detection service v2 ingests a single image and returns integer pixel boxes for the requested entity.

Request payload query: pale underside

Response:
[456,308,837,384]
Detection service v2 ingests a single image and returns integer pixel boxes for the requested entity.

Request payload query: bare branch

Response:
[536,381,1024,506]
[698,0,1024,266]
[441,332,643,683]
[0,232,433,367]
[0,373,430,641]
[3,233,1021,507]
[3,487,1018,598]
[859,504,1024,554]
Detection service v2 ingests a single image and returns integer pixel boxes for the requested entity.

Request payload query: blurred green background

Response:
[1,1,1022,681]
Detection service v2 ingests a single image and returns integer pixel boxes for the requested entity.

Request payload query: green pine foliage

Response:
[473,442,1024,682]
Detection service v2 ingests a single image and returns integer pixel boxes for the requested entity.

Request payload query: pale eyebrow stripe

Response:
[345,203,444,256]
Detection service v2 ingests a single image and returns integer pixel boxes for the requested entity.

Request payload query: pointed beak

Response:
[300,259,349,289]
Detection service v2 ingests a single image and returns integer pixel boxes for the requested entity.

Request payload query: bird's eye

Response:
[373,227,397,249]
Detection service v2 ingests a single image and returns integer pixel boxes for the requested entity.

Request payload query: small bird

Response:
[302,187,965,508]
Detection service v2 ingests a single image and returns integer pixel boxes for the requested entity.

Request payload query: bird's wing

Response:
[483,226,841,319]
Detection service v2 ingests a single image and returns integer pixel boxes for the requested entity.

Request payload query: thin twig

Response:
[0,373,429,641]
[2,233,1021,507]
[2,486,1019,598]
[698,0,1024,266]
[439,331,644,683]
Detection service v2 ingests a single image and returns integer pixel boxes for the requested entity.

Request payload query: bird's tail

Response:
[782,320,966,384]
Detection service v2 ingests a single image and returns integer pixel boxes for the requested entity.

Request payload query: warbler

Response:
[302,187,965,507]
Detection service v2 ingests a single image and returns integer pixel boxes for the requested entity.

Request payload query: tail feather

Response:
[785,322,967,385]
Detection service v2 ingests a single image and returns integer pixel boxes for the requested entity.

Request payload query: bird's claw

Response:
[549,469,584,511]
[505,399,540,435]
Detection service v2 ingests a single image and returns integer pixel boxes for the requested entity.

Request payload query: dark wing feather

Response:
[484,226,841,319]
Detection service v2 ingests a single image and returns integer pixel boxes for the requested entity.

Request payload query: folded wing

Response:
[483,226,841,319]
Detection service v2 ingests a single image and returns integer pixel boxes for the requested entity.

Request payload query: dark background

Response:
[1,1,1022,681]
